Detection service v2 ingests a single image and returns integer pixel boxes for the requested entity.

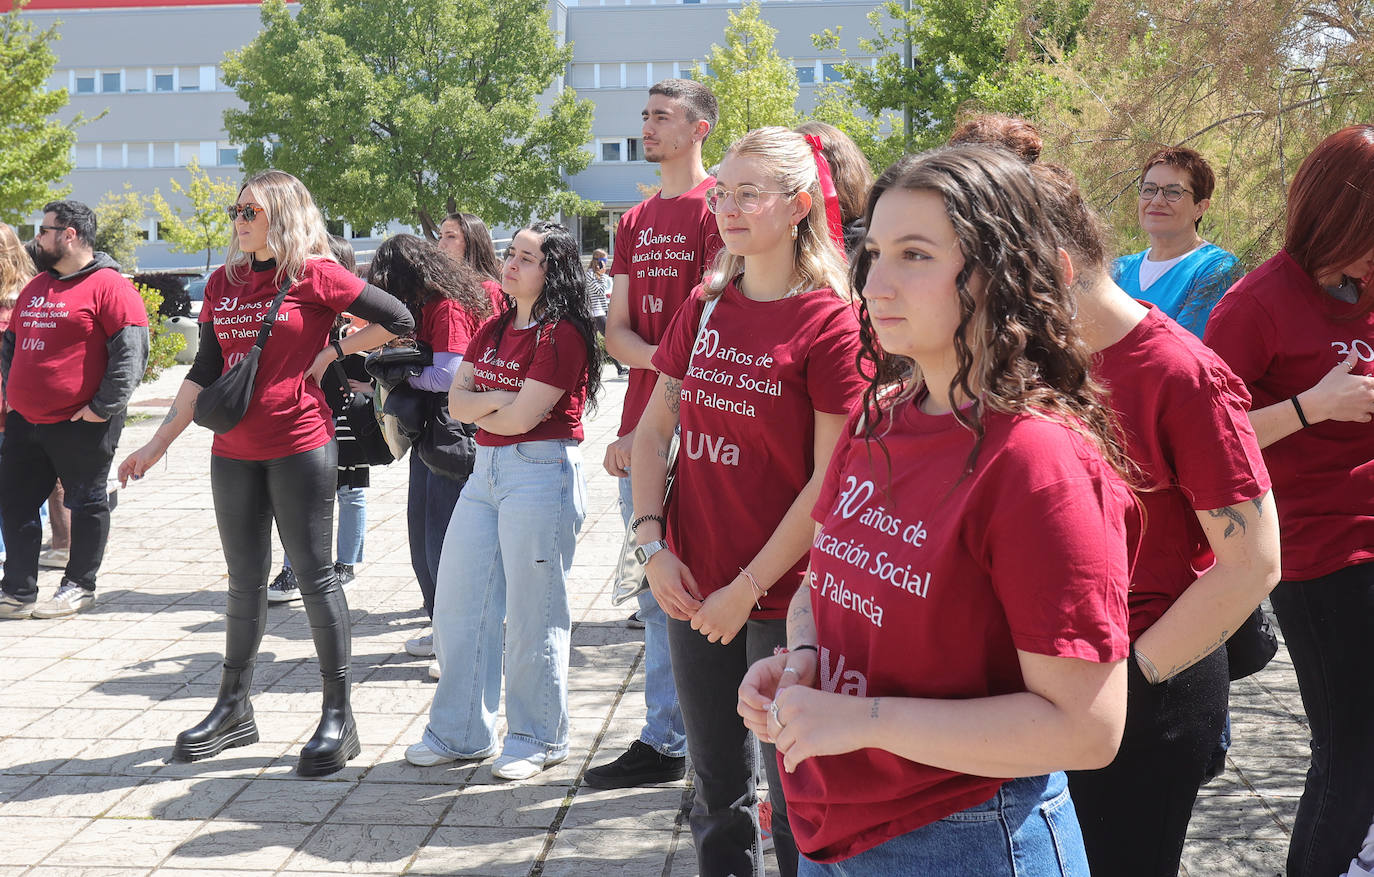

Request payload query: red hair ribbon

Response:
[803,133,848,258]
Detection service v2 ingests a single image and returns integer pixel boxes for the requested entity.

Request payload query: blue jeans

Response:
[618,471,688,758]
[424,440,587,761]
[798,773,1088,877]
[284,484,367,570]
[409,450,466,619]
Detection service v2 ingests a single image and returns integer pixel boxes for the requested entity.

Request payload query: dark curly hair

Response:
[367,233,491,326]
[851,145,1125,477]
[490,221,603,412]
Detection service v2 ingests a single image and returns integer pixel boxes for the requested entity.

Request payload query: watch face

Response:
[634,545,651,565]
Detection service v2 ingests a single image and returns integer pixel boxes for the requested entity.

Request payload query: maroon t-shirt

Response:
[784,400,1135,862]
[465,317,588,447]
[651,283,864,616]
[199,258,363,460]
[481,279,505,316]
[1205,250,1374,580]
[7,267,148,423]
[418,297,481,355]
[611,177,722,437]
[1096,305,1270,638]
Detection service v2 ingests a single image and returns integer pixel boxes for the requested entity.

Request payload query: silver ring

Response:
[769,702,782,726]
[780,667,800,678]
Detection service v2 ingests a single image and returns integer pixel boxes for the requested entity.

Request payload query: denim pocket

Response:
[514,440,568,464]
[1039,784,1088,877]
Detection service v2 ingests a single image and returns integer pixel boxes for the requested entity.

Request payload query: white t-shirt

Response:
[1138,244,1205,292]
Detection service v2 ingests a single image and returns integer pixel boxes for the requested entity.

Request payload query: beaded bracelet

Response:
[630,513,666,534]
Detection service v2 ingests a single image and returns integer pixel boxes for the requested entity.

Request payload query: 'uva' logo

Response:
[683,430,739,466]
[641,294,663,314]
[819,646,868,696]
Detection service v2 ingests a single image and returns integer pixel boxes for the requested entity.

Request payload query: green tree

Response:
[222,0,597,237]
[693,1,799,169]
[93,185,146,271]
[812,0,1084,157]
[149,157,238,271]
[135,283,185,383]
[0,3,90,223]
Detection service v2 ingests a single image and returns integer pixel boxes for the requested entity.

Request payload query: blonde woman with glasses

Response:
[119,170,414,776]
[630,127,864,877]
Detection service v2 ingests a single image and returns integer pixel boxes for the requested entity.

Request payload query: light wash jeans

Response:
[797,773,1088,877]
[284,485,366,569]
[618,471,688,758]
[424,440,587,761]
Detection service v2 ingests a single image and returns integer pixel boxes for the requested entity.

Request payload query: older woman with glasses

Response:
[1113,146,1240,337]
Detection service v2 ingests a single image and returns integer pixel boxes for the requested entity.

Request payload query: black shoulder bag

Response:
[192,279,291,434]
[329,359,395,466]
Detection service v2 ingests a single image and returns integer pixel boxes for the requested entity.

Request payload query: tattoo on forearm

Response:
[1252,495,1265,514]
[458,373,475,390]
[538,401,556,421]
[664,378,682,415]
[161,403,178,427]
[870,698,881,719]
[1157,629,1232,683]
[1207,505,1247,538]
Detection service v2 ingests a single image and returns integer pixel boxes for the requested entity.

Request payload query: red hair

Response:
[1286,125,1374,290]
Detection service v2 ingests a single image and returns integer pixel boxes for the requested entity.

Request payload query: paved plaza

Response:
[0,364,1306,875]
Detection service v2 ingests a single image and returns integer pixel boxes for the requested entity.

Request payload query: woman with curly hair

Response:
[406,221,601,782]
[118,170,414,776]
[631,126,865,876]
[363,234,492,663]
[738,146,1136,873]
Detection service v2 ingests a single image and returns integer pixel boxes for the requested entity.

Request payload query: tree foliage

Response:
[692,1,800,169]
[222,0,597,237]
[0,3,88,224]
[93,185,146,271]
[135,283,186,382]
[149,157,238,271]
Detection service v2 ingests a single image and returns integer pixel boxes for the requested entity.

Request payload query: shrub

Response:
[136,283,185,382]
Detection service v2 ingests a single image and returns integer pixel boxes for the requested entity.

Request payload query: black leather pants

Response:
[210,443,351,693]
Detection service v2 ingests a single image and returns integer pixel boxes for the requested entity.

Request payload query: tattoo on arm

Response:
[870,698,881,719]
[664,378,682,415]
[458,372,475,391]
[1156,628,1231,683]
[161,403,178,427]
[1252,495,1265,514]
[1207,505,1247,538]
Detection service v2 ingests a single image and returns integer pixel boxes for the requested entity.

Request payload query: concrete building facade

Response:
[13,0,881,269]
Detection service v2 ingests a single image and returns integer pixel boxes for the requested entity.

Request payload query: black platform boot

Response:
[171,664,259,762]
[296,576,360,777]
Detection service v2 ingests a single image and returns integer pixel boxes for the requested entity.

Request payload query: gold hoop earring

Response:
[790,224,798,240]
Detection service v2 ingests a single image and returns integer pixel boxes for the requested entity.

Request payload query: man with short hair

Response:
[0,200,149,618]
[588,78,722,789]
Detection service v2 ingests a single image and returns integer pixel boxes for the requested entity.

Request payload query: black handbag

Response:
[192,280,291,434]
[417,394,478,481]
[329,361,394,466]
[1226,605,1280,681]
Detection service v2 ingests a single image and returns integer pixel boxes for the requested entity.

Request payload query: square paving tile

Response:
[408,827,548,877]
[103,776,250,820]
[39,818,201,868]
[287,822,433,873]
[159,821,315,871]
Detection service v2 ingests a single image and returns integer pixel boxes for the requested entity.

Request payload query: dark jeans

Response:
[668,616,798,877]
[210,444,350,677]
[1269,563,1374,877]
[0,411,124,599]
[408,450,467,619]
[1068,646,1228,876]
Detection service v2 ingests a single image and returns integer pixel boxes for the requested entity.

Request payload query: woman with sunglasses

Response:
[1205,126,1374,877]
[405,221,601,782]
[1114,147,1239,338]
[118,171,413,776]
[737,145,1135,875]
[631,127,864,877]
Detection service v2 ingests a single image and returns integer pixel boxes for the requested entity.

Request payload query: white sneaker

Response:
[405,740,459,766]
[37,548,69,570]
[491,751,567,781]
[427,661,441,680]
[405,632,435,657]
[0,594,35,619]
[32,580,94,618]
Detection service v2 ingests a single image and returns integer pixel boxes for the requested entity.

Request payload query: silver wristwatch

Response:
[634,540,669,565]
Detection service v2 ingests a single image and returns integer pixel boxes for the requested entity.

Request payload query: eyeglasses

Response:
[705,184,793,215]
[225,203,266,222]
[37,225,67,234]
[1138,183,1194,203]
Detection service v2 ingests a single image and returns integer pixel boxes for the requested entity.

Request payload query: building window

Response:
[101,71,121,93]
[154,73,174,92]
[325,219,345,237]
[155,222,172,242]
[179,66,200,91]
[75,76,95,94]
[823,62,845,82]
[626,137,641,161]
[568,64,595,89]
[795,64,816,84]
[600,140,622,162]
[218,147,240,167]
